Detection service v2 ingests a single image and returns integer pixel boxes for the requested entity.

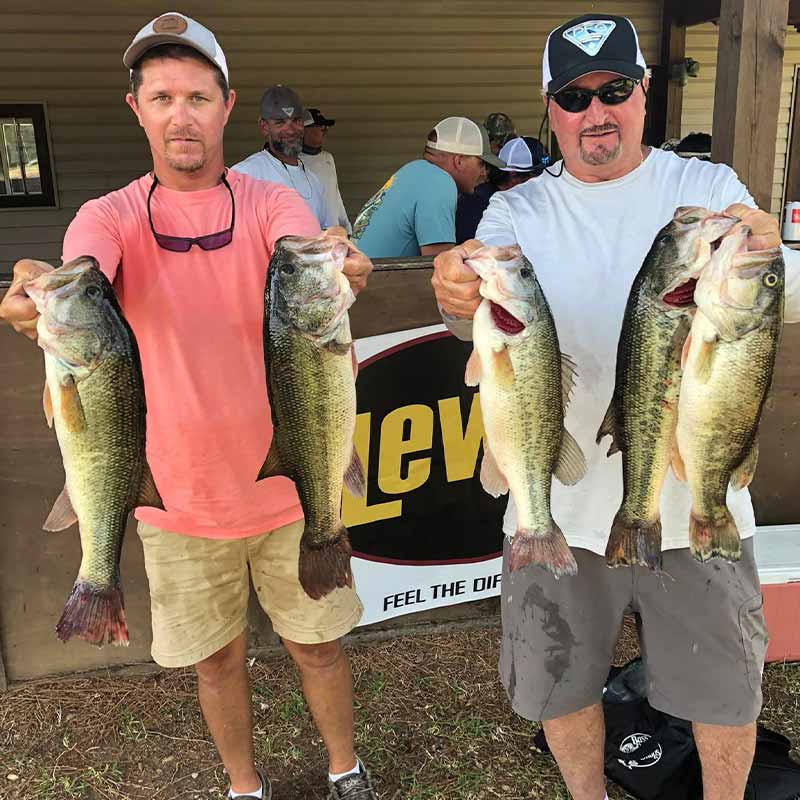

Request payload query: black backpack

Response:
[533,659,800,800]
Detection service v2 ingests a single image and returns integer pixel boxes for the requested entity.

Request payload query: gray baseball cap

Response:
[260,85,304,120]
[123,12,229,82]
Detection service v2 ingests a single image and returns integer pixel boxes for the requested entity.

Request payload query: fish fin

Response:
[508,522,578,577]
[56,577,129,647]
[561,352,578,408]
[298,526,353,600]
[730,440,759,490]
[59,374,86,433]
[689,509,741,563]
[136,462,164,509]
[43,382,54,428]
[605,512,662,570]
[554,429,587,486]
[257,442,287,481]
[595,400,621,456]
[680,331,692,371]
[492,346,515,387]
[693,337,717,383]
[479,446,509,497]
[465,348,482,386]
[322,338,353,356]
[670,442,687,482]
[343,446,367,497]
[43,484,78,531]
[319,316,353,355]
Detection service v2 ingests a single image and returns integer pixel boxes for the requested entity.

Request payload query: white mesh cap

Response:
[427,117,505,167]
[123,12,229,83]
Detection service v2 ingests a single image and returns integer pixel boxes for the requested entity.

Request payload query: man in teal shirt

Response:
[352,117,504,258]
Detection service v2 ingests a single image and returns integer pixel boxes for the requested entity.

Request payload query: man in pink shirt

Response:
[0,13,377,800]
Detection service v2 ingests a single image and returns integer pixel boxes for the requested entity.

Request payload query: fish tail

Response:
[298,526,353,601]
[689,509,741,563]
[605,513,662,570]
[55,579,129,647]
[508,522,578,578]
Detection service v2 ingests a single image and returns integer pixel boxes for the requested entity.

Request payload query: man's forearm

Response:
[439,307,473,341]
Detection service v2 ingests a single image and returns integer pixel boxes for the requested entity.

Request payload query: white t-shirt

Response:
[460,148,800,555]
[231,148,336,228]
[301,150,352,234]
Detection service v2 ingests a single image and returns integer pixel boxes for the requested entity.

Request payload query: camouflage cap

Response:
[484,112,517,143]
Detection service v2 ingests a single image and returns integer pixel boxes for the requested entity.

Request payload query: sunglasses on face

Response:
[148,173,235,252]
[549,78,640,113]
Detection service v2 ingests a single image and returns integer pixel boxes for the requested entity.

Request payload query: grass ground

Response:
[0,618,798,800]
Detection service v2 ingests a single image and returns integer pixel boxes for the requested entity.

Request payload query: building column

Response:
[711,0,789,211]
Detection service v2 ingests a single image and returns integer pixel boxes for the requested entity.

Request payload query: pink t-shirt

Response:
[62,170,321,538]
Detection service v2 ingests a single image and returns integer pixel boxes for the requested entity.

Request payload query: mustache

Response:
[167,128,202,140]
[580,124,620,137]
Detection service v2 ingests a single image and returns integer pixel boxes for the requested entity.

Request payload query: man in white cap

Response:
[0,12,378,800]
[431,12,800,800]
[456,135,548,242]
[301,107,352,234]
[351,117,504,258]
[233,85,336,229]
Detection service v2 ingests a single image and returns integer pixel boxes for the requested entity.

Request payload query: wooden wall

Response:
[0,0,663,277]
[681,22,800,215]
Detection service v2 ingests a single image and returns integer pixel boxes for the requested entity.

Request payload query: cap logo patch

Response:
[562,20,616,56]
[282,106,295,116]
[153,14,188,34]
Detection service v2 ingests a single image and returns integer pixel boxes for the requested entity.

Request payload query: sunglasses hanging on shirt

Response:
[148,172,235,252]
[548,77,641,114]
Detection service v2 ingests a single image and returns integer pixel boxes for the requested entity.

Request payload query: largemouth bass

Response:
[466,245,586,577]
[597,207,737,570]
[258,234,365,600]
[25,257,163,646]
[676,226,784,562]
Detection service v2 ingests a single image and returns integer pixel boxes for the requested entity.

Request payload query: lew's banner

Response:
[347,324,505,625]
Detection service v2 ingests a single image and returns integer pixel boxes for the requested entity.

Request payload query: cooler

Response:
[754,525,800,662]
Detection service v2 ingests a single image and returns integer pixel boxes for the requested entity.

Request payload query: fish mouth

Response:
[661,278,697,308]
[490,301,526,334]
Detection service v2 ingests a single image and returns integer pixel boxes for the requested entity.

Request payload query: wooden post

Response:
[711,0,789,211]
[664,0,688,142]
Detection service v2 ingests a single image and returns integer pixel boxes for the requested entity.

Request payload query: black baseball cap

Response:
[304,108,336,127]
[542,14,647,95]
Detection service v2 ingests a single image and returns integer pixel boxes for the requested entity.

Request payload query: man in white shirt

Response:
[302,108,352,234]
[432,13,800,800]
[232,85,336,228]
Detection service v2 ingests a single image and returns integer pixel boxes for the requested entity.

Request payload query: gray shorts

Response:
[500,538,767,726]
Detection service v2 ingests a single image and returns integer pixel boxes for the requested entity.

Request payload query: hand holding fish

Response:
[324,226,373,295]
[723,203,781,252]
[0,258,54,340]
[432,240,483,318]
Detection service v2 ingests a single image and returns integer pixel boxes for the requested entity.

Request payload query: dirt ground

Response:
[1,619,798,800]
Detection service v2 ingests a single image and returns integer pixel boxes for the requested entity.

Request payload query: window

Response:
[0,104,57,209]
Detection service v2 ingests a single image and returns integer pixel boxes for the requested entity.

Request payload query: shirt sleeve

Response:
[62,197,123,283]
[706,165,800,324]
[263,185,322,255]
[476,191,518,247]
[414,173,456,246]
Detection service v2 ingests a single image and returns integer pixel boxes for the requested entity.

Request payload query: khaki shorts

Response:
[500,538,767,726]
[137,519,364,668]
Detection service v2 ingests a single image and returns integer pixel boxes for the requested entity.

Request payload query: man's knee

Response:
[195,636,246,685]
[283,638,343,672]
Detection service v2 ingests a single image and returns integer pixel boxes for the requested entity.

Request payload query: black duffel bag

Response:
[533,659,800,800]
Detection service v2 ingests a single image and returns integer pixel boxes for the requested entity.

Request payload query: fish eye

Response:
[764,272,778,287]
[281,264,295,275]
[85,285,101,299]
[520,267,532,279]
